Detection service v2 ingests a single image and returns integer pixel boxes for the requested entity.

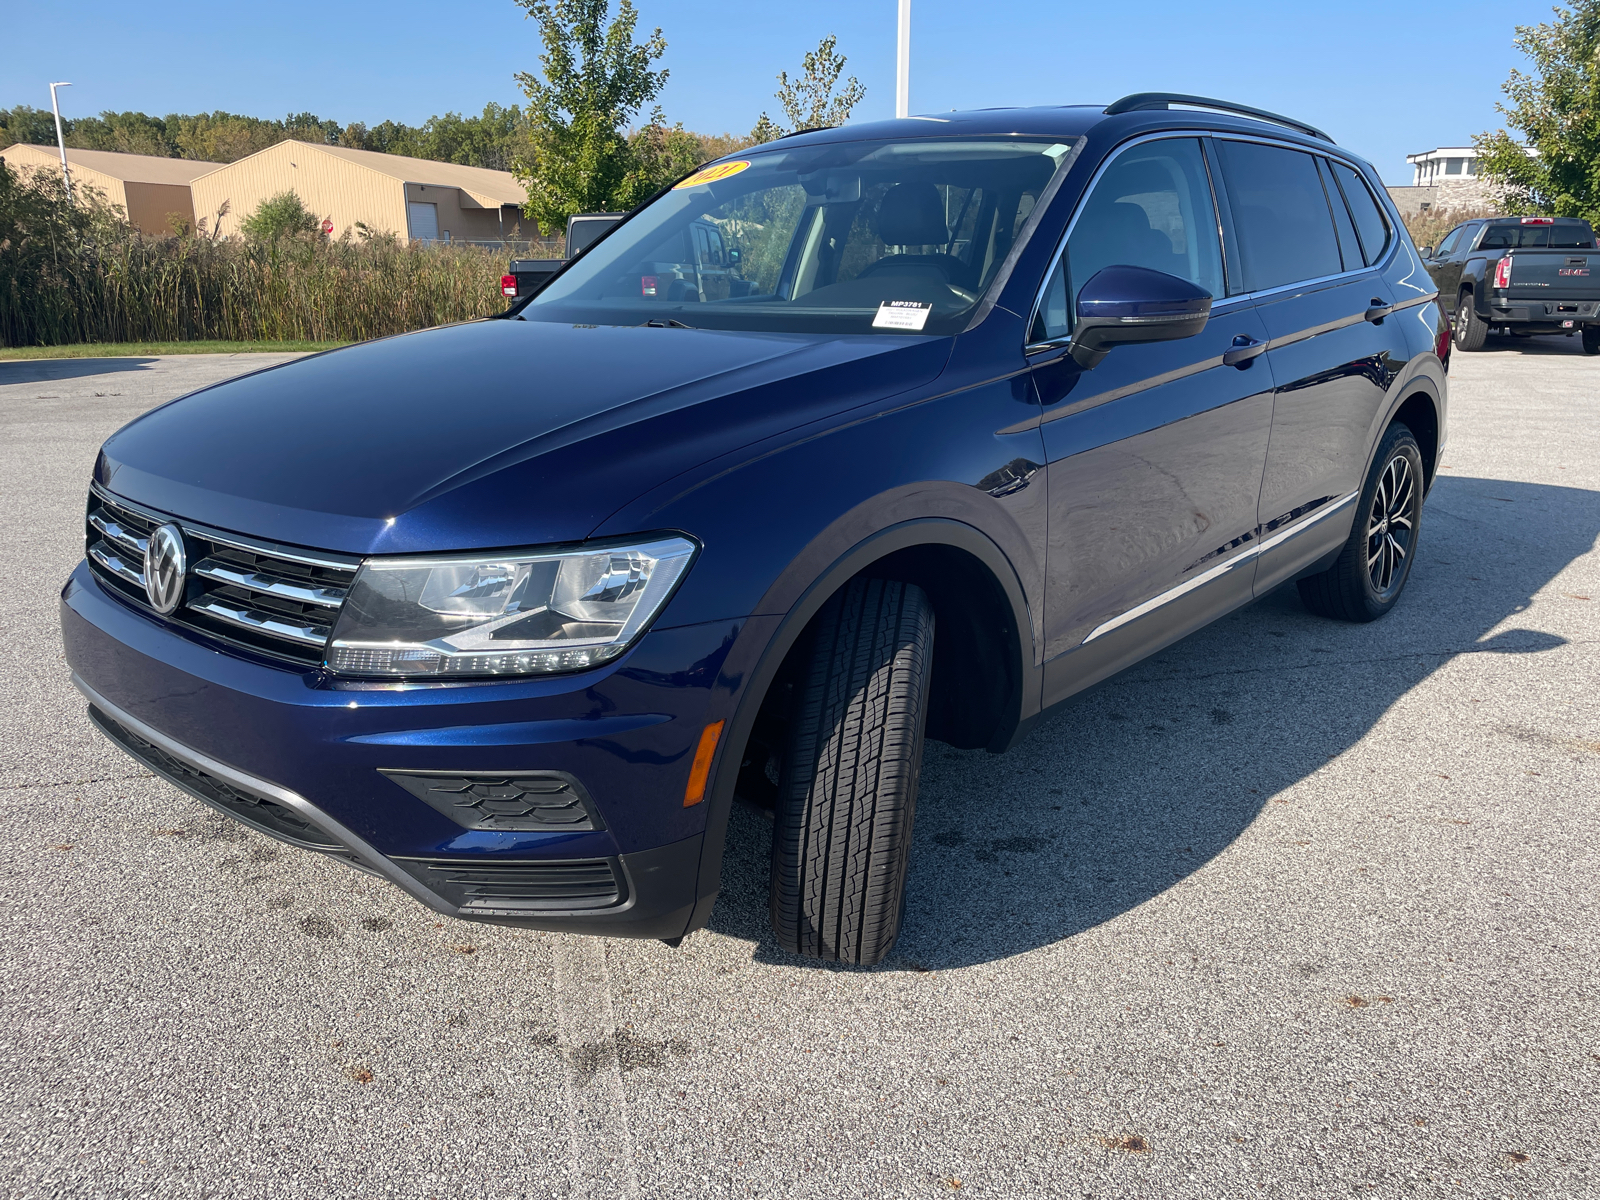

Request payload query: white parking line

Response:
[551,934,641,1199]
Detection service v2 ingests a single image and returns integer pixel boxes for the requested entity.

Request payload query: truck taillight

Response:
[501,274,518,298]
[1519,217,1554,225]
[641,275,658,297]
[1493,257,1513,289]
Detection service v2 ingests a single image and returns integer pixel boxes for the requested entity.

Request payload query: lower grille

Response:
[401,858,624,912]
[85,485,359,666]
[88,706,347,853]
[380,770,604,832]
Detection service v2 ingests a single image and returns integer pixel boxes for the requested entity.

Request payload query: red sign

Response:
[321,218,334,235]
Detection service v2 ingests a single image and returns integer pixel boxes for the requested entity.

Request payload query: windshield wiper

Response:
[638,318,696,329]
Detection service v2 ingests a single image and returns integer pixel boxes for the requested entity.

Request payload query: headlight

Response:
[325,535,697,677]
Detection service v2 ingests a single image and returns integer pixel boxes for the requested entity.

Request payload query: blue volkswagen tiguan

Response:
[62,95,1448,965]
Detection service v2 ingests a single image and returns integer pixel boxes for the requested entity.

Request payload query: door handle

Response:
[1364,299,1393,324]
[1222,335,1267,368]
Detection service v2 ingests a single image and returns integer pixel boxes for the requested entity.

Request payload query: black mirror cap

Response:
[1070,265,1213,369]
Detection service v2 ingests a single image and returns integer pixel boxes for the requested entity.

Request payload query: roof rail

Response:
[1104,93,1332,143]
[776,125,839,141]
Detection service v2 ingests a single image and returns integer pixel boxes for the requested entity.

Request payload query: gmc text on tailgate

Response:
[1423,215,1600,353]
[62,95,1450,965]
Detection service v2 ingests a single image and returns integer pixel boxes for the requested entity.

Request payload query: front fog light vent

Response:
[382,770,604,832]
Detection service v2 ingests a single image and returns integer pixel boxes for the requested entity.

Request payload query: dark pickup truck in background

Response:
[501,212,625,301]
[1422,216,1599,354]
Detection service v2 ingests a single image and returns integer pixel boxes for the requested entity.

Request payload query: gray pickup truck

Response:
[1422,216,1599,354]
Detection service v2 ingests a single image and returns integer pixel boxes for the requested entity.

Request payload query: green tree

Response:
[511,0,670,233]
[1475,0,1600,224]
[240,191,321,241]
[1,105,72,147]
[65,111,175,156]
[750,34,866,144]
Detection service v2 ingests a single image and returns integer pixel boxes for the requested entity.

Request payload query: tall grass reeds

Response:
[0,160,519,348]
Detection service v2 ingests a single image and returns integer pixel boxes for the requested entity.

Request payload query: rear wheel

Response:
[1583,326,1600,356]
[1454,291,1488,351]
[770,578,934,966]
[1297,424,1424,622]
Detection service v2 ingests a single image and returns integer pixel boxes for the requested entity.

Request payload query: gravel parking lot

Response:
[2,340,1597,1199]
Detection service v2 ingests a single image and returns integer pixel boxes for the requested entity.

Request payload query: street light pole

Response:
[49,81,73,204]
[896,0,910,119]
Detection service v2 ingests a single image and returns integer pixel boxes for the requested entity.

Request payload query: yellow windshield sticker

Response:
[673,160,752,190]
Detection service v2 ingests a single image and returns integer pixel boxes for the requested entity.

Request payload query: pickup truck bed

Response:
[1423,216,1599,353]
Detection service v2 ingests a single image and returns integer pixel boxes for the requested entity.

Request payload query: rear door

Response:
[1211,139,1413,594]
[1031,136,1275,706]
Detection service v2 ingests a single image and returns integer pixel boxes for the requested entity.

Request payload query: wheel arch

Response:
[682,516,1039,936]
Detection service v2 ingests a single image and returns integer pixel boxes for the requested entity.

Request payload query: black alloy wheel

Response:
[1298,423,1425,622]
[770,577,934,966]
[1454,291,1488,351]
[1363,451,1418,598]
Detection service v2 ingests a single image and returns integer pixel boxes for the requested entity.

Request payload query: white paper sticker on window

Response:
[872,300,933,331]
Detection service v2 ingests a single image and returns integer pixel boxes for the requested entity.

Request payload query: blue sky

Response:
[5,0,1554,184]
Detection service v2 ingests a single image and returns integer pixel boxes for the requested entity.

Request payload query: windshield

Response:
[517,138,1074,336]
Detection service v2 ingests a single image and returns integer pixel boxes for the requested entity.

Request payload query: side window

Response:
[1330,161,1392,265]
[1435,225,1466,257]
[1215,140,1342,292]
[1318,157,1362,272]
[1031,138,1223,342]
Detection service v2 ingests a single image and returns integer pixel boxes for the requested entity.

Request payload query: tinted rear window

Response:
[1216,140,1342,293]
[1480,222,1596,249]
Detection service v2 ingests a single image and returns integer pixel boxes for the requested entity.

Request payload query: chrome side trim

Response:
[191,559,348,609]
[88,542,146,589]
[187,595,331,646]
[1080,490,1358,644]
[1082,548,1254,644]
[1255,490,1358,554]
[69,674,455,916]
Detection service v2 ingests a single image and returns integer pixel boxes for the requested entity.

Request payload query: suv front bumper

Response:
[61,561,751,939]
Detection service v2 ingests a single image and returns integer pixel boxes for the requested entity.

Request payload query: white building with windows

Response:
[1406,147,1482,187]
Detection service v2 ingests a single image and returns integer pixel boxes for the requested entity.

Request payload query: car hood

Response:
[97,318,950,554]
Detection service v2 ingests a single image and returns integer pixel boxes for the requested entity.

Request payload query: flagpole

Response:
[896,0,910,119]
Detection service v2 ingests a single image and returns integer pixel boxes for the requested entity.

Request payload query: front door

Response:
[1031,136,1275,708]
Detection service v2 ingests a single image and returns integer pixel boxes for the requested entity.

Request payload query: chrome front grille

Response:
[85,486,360,666]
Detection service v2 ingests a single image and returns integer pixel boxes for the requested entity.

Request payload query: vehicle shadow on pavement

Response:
[1477,335,1588,356]
[0,358,160,384]
[709,474,1599,970]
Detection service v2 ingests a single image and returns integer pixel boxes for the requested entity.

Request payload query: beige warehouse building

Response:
[0,143,219,234]
[189,141,531,242]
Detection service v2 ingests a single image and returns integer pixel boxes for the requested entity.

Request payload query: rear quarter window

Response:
[1328,161,1391,264]
[1215,140,1343,293]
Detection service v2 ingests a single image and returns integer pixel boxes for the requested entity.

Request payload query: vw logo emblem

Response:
[144,523,187,614]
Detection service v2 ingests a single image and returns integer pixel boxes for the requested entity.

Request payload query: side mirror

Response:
[1421,245,1434,258]
[1070,265,1212,369]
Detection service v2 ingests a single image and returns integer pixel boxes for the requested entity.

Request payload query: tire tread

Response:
[771,579,933,965]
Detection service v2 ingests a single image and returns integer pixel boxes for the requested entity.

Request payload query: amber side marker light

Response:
[683,720,724,807]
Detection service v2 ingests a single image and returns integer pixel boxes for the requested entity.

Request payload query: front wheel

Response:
[1297,424,1424,622]
[1583,326,1600,356]
[770,578,934,966]
[1454,291,1488,351]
